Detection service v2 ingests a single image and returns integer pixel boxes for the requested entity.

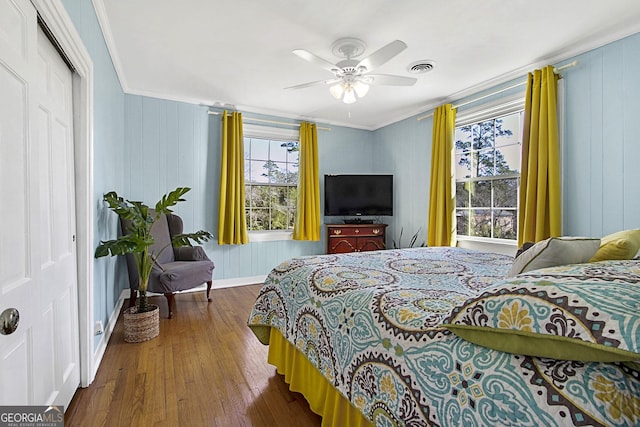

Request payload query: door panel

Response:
[0,335,30,404]
[0,64,29,295]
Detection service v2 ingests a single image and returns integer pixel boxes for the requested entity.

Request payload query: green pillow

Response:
[444,260,640,362]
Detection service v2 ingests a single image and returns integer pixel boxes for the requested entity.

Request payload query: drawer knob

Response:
[355,229,359,233]
[373,229,380,234]
[333,229,341,235]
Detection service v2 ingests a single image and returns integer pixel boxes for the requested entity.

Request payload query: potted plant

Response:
[95,187,212,342]
[392,227,426,249]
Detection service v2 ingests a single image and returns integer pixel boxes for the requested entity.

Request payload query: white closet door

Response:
[0,0,80,408]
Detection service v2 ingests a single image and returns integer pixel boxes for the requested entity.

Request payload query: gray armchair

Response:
[121,212,214,318]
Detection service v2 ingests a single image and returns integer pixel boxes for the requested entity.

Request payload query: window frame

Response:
[243,124,299,241]
[454,93,525,244]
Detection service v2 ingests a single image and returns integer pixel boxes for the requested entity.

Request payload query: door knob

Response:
[0,308,19,335]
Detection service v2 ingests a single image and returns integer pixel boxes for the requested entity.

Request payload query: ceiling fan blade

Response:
[356,40,407,72]
[284,78,342,90]
[363,74,417,86]
[292,49,339,73]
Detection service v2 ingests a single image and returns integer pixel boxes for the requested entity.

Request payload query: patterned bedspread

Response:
[247,247,640,426]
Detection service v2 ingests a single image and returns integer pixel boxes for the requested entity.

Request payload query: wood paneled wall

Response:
[562,32,640,236]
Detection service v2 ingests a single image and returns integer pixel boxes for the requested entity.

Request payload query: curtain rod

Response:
[207,111,331,131]
[416,60,578,121]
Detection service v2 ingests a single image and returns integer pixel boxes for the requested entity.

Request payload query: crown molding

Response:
[92,0,129,92]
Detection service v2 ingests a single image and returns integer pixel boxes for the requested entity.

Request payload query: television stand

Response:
[327,224,387,254]
[343,218,374,224]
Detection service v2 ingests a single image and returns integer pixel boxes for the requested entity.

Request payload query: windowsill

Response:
[248,230,293,242]
[456,235,518,246]
[456,235,517,257]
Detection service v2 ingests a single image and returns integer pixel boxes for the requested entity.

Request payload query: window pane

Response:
[473,121,494,151]
[249,186,269,208]
[273,187,289,207]
[456,182,469,207]
[470,209,492,238]
[283,186,297,207]
[250,138,269,160]
[493,209,517,240]
[455,152,472,179]
[269,140,288,162]
[455,126,472,152]
[248,160,269,183]
[287,162,299,185]
[456,210,469,236]
[495,144,520,175]
[261,161,287,183]
[270,207,289,230]
[475,148,495,177]
[249,208,269,231]
[286,142,300,163]
[469,180,491,208]
[494,178,518,208]
[495,113,521,147]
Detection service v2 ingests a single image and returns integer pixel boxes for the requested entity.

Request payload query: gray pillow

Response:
[506,237,600,277]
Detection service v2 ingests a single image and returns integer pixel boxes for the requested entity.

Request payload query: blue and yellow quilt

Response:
[247,247,640,426]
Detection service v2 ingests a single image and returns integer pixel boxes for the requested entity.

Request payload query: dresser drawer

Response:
[326,224,387,254]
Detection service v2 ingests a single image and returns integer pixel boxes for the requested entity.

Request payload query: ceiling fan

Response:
[285,38,417,104]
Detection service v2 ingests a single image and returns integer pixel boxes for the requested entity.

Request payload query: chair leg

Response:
[164,293,175,319]
[129,289,137,308]
[206,280,212,302]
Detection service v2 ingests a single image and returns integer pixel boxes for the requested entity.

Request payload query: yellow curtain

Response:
[518,66,561,246]
[218,110,248,245]
[427,104,456,247]
[293,122,320,240]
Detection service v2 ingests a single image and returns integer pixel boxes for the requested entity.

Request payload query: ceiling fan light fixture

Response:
[342,86,357,104]
[330,83,344,99]
[353,80,369,98]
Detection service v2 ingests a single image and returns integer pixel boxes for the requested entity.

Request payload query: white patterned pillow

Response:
[506,237,600,277]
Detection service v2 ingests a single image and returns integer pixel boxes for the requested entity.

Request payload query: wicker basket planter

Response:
[123,304,159,343]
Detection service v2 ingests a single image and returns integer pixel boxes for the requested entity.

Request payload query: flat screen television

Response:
[324,174,393,217]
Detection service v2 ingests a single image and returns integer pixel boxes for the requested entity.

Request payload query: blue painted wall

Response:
[562,33,640,236]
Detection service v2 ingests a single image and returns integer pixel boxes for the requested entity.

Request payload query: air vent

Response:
[407,60,435,74]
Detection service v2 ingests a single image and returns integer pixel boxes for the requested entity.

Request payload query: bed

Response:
[247,246,640,426]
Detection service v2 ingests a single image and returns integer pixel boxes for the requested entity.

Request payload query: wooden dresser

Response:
[326,224,387,254]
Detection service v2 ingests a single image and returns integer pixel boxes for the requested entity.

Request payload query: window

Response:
[244,126,299,231]
[455,104,524,241]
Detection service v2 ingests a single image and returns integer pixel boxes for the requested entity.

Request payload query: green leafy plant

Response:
[95,187,212,313]
[392,227,426,249]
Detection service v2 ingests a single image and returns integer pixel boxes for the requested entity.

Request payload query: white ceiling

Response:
[95,0,640,130]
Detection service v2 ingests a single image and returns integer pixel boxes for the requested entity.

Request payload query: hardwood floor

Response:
[65,285,322,427]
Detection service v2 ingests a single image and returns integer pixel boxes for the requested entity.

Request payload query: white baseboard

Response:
[92,289,127,381]
[211,275,267,289]
[174,275,268,292]
[89,276,265,380]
